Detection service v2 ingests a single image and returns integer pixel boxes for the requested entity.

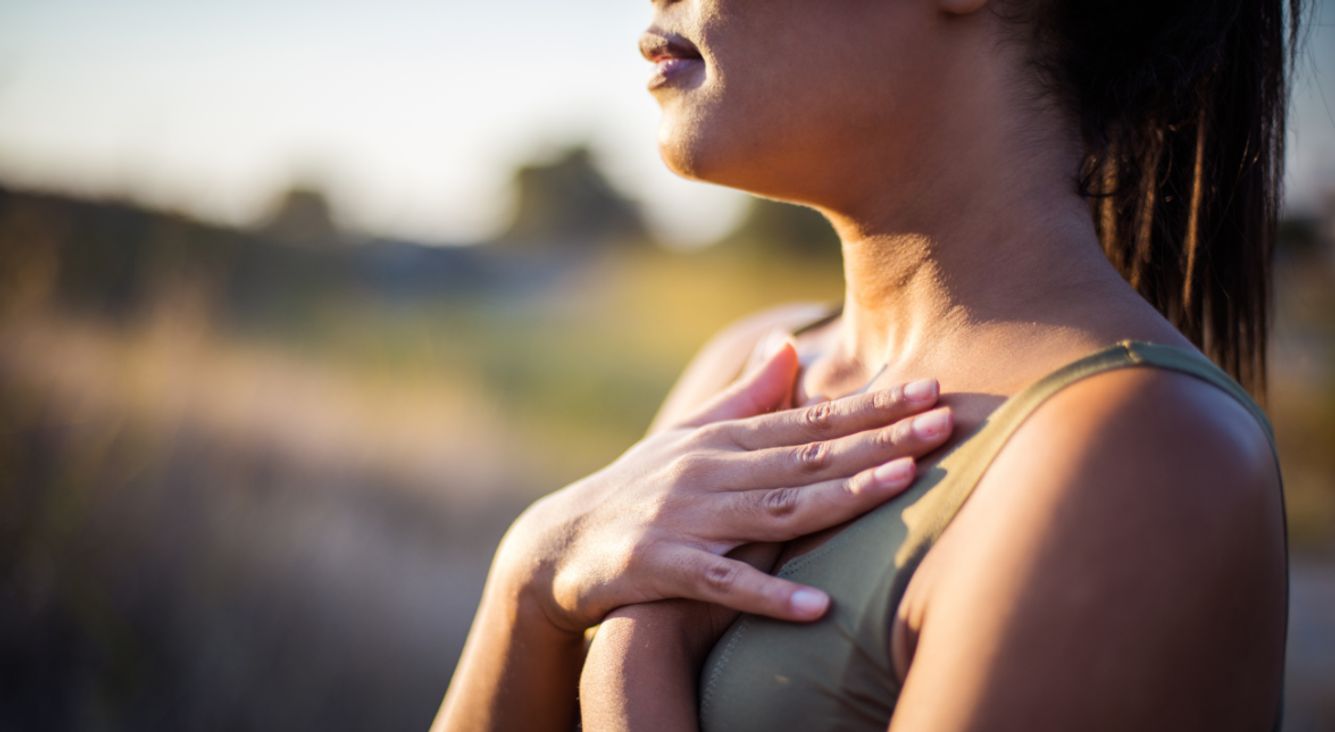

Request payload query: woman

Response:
[435,0,1297,729]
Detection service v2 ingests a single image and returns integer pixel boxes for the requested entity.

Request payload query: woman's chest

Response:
[769,395,999,571]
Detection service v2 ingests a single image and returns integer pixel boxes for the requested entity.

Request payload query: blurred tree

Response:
[500,146,648,249]
[1323,189,1335,267]
[1278,215,1321,259]
[718,196,840,264]
[259,184,343,247]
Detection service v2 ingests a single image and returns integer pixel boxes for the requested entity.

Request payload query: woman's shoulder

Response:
[990,362,1280,521]
[963,361,1283,575]
[711,300,840,352]
[901,362,1287,728]
[646,301,836,433]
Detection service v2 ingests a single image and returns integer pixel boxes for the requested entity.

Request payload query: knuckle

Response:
[872,387,899,412]
[792,441,831,472]
[700,422,748,451]
[647,494,682,526]
[725,422,755,450]
[694,422,727,445]
[894,420,915,445]
[667,452,715,484]
[760,486,801,519]
[874,425,901,450]
[702,559,740,594]
[800,401,836,435]
[618,534,651,573]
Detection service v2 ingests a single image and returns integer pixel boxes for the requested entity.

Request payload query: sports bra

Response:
[697,304,1288,731]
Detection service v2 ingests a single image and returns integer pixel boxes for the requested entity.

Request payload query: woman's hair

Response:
[1012,0,1304,401]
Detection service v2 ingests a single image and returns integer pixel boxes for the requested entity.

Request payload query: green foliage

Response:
[258,185,343,247]
[719,196,841,263]
[500,146,649,249]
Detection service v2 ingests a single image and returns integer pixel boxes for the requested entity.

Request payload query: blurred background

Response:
[0,1,1332,730]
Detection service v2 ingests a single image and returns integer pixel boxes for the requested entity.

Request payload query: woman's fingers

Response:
[707,405,953,491]
[657,546,831,622]
[717,456,918,543]
[711,378,940,451]
[677,335,799,428]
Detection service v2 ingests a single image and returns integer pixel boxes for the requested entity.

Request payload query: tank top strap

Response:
[895,338,1280,569]
[697,336,1285,732]
[775,314,1279,559]
[1120,340,1277,446]
[890,338,1285,732]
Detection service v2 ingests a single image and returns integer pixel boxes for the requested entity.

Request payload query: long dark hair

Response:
[1014,0,1304,401]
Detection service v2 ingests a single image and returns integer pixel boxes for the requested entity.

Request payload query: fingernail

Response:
[903,378,937,404]
[873,457,914,485]
[913,408,951,439]
[790,588,829,618]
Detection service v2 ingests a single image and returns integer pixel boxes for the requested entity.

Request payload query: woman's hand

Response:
[435,336,951,731]
[497,337,953,634]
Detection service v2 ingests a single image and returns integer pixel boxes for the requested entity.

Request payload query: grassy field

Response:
[2,190,1332,729]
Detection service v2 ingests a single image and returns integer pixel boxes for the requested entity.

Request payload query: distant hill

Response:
[0,185,606,329]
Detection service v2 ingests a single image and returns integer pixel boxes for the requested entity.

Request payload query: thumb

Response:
[680,331,800,428]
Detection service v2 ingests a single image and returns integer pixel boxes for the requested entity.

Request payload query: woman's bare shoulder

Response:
[894,365,1285,730]
[975,365,1282,544]
[646,301,835,435]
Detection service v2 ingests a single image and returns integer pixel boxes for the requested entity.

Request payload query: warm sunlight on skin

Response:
[436,0,1292,730]
[639,0,1135,386]
[0,1,1329,730]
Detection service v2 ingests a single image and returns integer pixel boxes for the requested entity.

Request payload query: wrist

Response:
[606,601,719,667]
[479,561,586,650]
[490,491,585,636]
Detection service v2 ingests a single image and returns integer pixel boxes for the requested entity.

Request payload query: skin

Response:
[433,332,957,731]
[434,0,1286,727]
[579,0,1286,730]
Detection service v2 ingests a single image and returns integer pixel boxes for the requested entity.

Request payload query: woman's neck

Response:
[814,171,1134,385]
[790,51,1170,391]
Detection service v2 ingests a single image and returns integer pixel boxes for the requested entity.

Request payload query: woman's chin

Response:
[656,141,789,205]
[655,127,712,183]
[654,114,820,202]
[655,121,750,184]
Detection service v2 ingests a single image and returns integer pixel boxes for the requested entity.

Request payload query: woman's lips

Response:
[639,29,704,90]
[647,56,704,90]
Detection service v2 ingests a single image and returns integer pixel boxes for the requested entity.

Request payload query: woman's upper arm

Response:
[646,302,831,436]
[889,367,1286,732]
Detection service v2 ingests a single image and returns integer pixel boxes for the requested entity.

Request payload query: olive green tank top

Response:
[698,307,1286,731]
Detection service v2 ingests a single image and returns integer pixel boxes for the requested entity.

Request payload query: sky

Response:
[0,0,1332,246]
